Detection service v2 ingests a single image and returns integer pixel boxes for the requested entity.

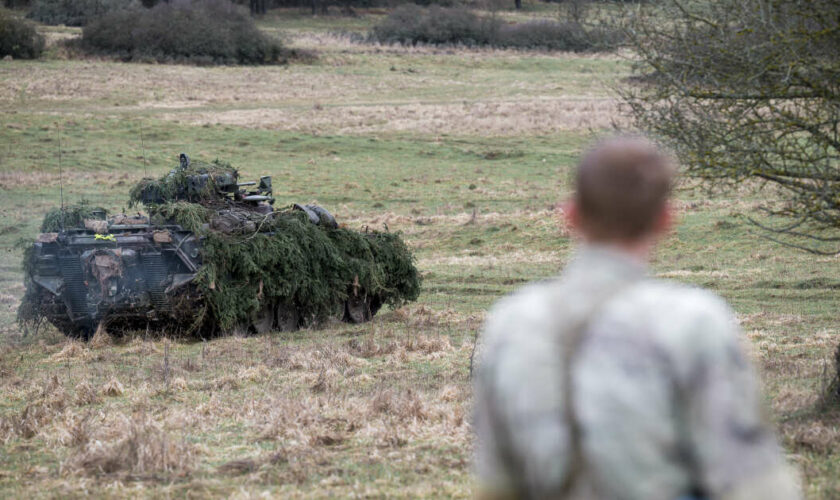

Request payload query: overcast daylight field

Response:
[0,5,839,498]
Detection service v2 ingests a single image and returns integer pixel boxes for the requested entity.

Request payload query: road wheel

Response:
[252,304,274,334]
[344,294,371,324]
[275,302,299,332]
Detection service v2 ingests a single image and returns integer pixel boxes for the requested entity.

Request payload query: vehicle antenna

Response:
[140,125,148,178]
[58,122,65,231]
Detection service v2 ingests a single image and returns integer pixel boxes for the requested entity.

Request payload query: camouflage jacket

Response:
[473,245,800,500]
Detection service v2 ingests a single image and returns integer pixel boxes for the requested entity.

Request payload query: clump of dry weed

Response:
[402,334,452,355]
[345,337,396,358]
[74,381,101,406]
[169,377,189,392]
[89,324,112,349]
[393,305,458,328]
[58,413,94,448]
[2,376,69,440]
[101,378,124,397]
[369,389,428,421]
[123,337,161,356]
[66,414,196,477]
[786,420,840,455]
[49,341,90,362]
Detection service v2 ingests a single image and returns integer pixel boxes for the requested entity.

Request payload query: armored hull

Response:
[26,220,201,337]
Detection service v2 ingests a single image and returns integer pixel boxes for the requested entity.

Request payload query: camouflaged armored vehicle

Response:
[19,154,420,339]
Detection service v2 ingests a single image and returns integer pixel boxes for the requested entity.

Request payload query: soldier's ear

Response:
[560,200,581,234]
[652,201,675,236]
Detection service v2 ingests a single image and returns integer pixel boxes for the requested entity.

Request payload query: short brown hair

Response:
[575,136,675,241]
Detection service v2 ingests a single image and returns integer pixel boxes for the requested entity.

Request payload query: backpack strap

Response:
[556,284,634,497]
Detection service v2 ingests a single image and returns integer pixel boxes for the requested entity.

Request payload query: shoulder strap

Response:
[557,284,634,496]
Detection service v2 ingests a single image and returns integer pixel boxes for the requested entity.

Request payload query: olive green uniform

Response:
[474,246,800,500]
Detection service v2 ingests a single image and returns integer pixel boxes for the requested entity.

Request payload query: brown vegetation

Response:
[0,314,473,495]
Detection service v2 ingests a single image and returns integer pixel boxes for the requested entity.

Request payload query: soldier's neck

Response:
[583,238,654,266]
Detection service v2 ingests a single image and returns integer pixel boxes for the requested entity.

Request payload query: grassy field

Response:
[0,8,838,498]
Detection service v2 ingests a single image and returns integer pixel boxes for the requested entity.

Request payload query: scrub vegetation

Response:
[0,8,43,59]
[80,0,286,65]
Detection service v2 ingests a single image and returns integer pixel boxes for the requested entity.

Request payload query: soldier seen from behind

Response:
[473,136,800,500]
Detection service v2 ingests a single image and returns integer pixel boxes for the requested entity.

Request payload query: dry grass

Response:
[0,315,473,496]
[163,97,620,136]
[48,341,90,362]
[0,32,624,138]
[66,413,196,478]
[0,170,137,191]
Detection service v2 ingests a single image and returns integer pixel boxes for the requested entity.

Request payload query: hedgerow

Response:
[371,5,495,46]
[0,8,44,59]
[27,0,133,27]
[370,5,623,52]
[81,0,285,65]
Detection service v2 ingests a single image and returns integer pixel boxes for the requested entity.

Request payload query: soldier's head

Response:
[566,136,675,246]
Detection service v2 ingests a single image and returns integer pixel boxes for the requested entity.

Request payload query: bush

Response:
[0,8,44,59]
[371,5,497,46]
[371,5,622,52]
[81,0,284,65]
[28,0,134,27]
[496,19,622,52]
[622,0,840,253]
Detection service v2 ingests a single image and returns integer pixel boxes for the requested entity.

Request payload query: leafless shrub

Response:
[0,9,44,59]
[100,378,124,397]
[74,381,101,406]
[622,0,840,254]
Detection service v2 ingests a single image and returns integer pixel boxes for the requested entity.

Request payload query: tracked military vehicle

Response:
[19,154,420,339]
